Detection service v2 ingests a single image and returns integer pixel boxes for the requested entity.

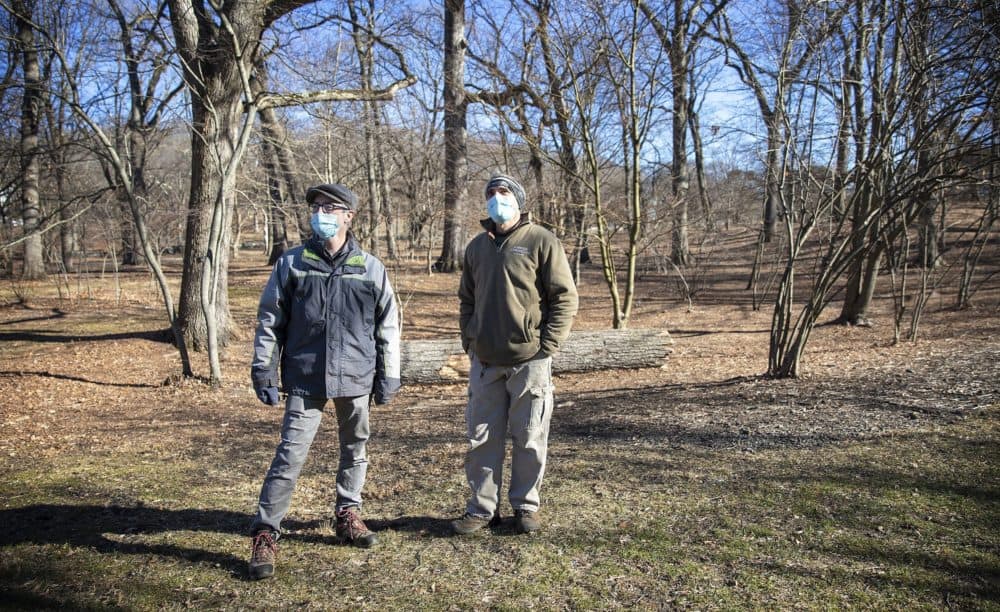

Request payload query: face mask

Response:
[487,194,520,225]
[310,212,341,240]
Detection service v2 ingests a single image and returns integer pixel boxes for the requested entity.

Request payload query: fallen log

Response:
[401,329,673,384]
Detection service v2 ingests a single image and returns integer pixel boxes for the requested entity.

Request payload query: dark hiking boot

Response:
[514,509,541,534]
[451,512,501,536]
[249,530,278,580]
[335,507,378,548]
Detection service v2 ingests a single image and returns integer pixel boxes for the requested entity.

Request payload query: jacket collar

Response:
[481,212,531,237]
[303,233,362,272]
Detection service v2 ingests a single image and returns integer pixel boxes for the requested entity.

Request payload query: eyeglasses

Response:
[313,202,350,214]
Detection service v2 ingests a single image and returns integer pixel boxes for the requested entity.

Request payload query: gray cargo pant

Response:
[464,353,555,518]
[251,394,370,535]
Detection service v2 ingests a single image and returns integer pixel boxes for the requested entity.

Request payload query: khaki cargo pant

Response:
[464,353,555,518]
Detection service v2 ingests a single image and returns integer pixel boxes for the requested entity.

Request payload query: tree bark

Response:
[121,120,150,267]
[436,0,467,273]
[687,94,713,232]
[15,0,44,280]
[261,139,289,265]
[173,75,242,350]
[668,1,690,266]
[167,0,250,349]
[838,247,881,326]
[401,329,673,384]
[254,64,303,260]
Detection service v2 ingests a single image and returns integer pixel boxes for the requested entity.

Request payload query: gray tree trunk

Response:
[436,0,467,272]
[15,0,44,280]
[254,66,304,258]
[261,139,289,265]
[168,0,264,350]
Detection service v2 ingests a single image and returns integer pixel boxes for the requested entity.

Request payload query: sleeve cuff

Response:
[251,370,279,389]
[373,377,401,405]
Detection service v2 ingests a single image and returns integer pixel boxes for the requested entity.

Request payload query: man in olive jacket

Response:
[248,183,400,579]
[453,173,578,536]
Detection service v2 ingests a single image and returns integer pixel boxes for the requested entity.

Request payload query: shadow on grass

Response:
[0,504,248,577]
[750,543,1000,603]
[0,587,125,612]
[283,515,460,539]
[283,515,529,539]
[366,515,531,538]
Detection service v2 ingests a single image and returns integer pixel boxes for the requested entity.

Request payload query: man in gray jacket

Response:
[248,183,401,580]
[453,173,578,536]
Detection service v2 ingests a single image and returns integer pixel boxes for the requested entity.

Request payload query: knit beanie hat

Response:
[485,173,526,212]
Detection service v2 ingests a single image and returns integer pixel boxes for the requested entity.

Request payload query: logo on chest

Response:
[509,246,531,256]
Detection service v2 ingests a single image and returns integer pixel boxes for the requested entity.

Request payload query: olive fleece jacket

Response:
[459,218,578,366]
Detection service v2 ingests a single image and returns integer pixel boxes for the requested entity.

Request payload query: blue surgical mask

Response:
[487,194,520,225]
[310,212,341,239]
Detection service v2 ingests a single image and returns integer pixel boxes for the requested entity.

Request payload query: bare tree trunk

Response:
[122,123,150,267]
[576,96,623,327]
[15,0,44,280]
[120,200,141,265]
[687,94,713,232]
[917,198,940,268]
[54,155,76,273]
[668,4,690,266]
[534,1,586,270]
[436,0,467,273]
[528,143,545,224]
[957,190,996,308]
[911,0,942,272]
[347,2,397,259]
[174,88,241,351]
[348,0,380,253]
[762,119,784,243]
[958,100,999,308]
[361,116,380,255]
[254,67,298,264]
[350,0,385,255]
[375,117,399,260]
[261,139,289,265]
[636,0,730,260]
[839,246,881,326]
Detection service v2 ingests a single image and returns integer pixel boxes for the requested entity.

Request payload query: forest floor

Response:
[0,227,998,610]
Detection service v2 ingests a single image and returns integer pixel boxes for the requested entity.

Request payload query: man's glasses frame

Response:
[313,202,351,214]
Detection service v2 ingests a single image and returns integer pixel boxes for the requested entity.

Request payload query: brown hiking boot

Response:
[514,509,541,534]
[335,507,378,548]
[451,512,501,536]
[249,530,277,580]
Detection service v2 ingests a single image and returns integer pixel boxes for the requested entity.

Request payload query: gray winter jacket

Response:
[251,235,401,403]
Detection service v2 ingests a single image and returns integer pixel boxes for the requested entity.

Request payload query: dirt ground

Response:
[1,228,998,475]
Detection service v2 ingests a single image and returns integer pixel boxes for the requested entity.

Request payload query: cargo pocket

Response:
[526,384,554,431]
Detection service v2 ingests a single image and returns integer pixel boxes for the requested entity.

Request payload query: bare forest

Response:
[0,0,997,609]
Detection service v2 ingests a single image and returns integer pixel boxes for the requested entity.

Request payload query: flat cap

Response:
[305,183,358,211]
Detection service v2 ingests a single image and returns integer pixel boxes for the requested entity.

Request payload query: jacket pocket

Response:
[521,310,535,343]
